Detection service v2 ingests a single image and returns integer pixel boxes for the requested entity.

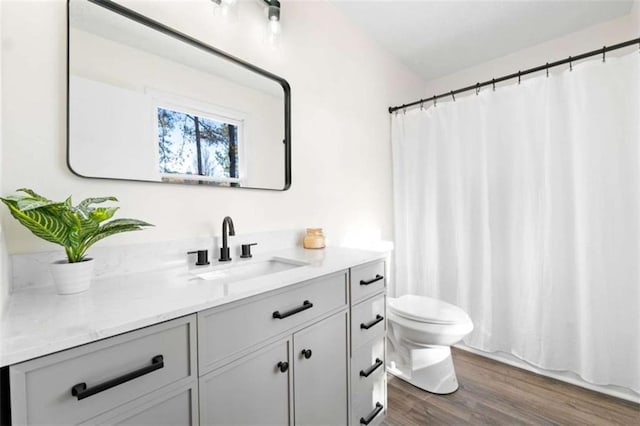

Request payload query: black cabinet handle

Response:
[301,349,312,359]
[277,361,289,373]
[360,314,384,330]
[71,355,164,401]
[360,274,384,286]
[360,402,384,425]
[359,358,383,378]
[273,300,313,319]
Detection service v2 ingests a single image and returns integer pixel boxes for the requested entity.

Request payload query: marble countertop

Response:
[0,246,386,367]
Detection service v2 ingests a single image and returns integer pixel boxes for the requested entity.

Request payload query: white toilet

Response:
[386,295,474,394]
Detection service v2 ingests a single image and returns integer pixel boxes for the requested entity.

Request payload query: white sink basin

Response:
[192,257,308,284]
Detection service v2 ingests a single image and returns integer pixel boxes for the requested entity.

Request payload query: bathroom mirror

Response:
[67,0,291,190]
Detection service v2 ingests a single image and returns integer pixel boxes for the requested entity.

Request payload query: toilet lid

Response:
[388,295,470,325]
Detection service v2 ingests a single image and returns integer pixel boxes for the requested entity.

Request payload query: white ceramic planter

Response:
[50,258,95,295]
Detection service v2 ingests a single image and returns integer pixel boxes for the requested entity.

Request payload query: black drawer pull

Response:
[301,349,313,359]
[71,355,164,401]
[273,300,313,319]
[359,358,383,378]
[277,361,289,373]
[360,274,384,286]
[360,402,384,425]
[360,314,384,330]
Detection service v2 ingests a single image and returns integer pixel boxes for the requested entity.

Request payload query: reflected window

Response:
[156,106,242,185]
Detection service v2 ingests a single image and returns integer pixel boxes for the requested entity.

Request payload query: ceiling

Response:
[331,0,635,81]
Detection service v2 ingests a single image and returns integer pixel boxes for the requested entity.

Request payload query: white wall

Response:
[422,3,639,98]
[0,0,424,263]
[0,0,9,317]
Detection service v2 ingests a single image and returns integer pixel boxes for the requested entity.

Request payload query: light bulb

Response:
[268,17,281,35]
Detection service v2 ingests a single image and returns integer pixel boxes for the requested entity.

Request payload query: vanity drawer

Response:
[351,294,386,351]
[351,337,385,398]
[198,271,348,374]
[351,370,386,426]
[351,260,385,304]
[81,381,198,425]
[10,315,197,426]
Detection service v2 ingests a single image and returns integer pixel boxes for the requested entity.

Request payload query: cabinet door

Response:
[199,338,292,426]
[293,312,349,426]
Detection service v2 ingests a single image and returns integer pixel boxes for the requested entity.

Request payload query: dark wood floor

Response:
[383,348,639,426]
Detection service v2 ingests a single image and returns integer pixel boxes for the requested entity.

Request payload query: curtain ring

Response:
[518,71,521,85]
[569,56,573,71]
[476,82,480,95]
[451,91,455,102]
[492,78,495,91]
[420,100,424,111]
[602,46,606,62]
[433,95,437,108]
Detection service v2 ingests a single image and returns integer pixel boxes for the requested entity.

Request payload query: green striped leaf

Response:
[100,218,154,228]
[15,188,45,199]
[78,197,118,215]
[0,198,67,246]
[85,222,149,248]
[89,207,119,223]
[3,189,61,212]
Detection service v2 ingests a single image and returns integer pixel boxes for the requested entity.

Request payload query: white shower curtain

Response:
[391,52,639,393]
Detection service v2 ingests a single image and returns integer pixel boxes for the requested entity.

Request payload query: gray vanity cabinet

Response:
[6,259,388,425]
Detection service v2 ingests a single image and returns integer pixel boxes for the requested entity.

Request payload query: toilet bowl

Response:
[386,295,473,394]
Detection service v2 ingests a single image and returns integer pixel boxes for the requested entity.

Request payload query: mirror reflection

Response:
[68,0,291,190]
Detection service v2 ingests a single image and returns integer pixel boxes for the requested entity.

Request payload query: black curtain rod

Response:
[388,37,640,114]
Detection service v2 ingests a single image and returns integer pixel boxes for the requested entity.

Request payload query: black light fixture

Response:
[264,0,281,35]
[211,0,282,35]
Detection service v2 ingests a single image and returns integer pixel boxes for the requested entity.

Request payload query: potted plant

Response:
[1,188,153,295]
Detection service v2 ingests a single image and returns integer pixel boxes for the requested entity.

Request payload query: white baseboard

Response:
[454,344,640,404]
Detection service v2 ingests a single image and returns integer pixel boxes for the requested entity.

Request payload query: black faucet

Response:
[219,216,236,262]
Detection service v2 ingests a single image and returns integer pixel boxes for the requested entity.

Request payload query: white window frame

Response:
[148,89,248,185]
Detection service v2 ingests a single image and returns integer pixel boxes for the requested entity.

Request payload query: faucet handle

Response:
[188,250,210,266]
[240,243,258,259]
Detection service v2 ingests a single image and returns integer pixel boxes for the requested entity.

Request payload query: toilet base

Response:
[387,345,460,394]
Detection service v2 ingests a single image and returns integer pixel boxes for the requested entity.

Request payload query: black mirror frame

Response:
[66,0,291,191]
